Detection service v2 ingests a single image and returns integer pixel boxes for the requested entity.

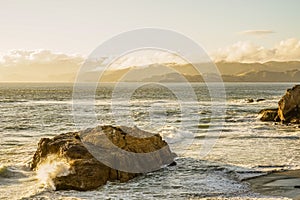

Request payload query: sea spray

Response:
[36,155,71,190]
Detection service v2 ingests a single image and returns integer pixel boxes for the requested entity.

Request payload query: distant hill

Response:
[95,61,300,82]
[2,61,299,82]
[222,69,300,82]
[216,61,300,75]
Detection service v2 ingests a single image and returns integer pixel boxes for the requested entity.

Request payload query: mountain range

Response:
[96,61,300,82]
[1,61,300,82]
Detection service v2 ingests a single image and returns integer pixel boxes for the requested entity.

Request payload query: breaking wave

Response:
[36,155,71,190]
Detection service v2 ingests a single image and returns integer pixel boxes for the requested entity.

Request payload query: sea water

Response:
[0,82,299,199]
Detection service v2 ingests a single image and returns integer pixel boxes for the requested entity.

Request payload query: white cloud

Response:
[212,38,300,63]
[0,49,189,81]
[108,50,187,69]
[238,30,275,36]
[0,49,84,67]
[0,50,85,82]
[2,39,300,82]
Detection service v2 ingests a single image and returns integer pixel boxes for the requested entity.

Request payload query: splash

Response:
[36,155,71,190]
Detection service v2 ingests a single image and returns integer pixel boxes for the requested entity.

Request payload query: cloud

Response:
[212,38,300,63]
[238,30,275,36]
[0,49,188,82]
[2,39,300,82]
[108,50,187,69]
[0,50,84,82]
[0,49,84,66]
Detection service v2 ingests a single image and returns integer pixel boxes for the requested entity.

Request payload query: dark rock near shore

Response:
[246,98,254,103]
[246,98,266,103]
[259,85,300,124]
[31,125,176,191]
[256,98,266,102]
[258,108,279,122]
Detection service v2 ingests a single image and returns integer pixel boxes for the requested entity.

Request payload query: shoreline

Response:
[245,169,300,199]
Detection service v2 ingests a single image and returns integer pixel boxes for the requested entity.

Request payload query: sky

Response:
[0,0,300,81]
[1,0,299,55]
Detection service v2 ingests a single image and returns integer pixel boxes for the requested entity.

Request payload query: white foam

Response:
[36,155,71,190]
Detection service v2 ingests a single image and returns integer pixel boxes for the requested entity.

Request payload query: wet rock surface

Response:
[258,108,279,122]
[278,85,300,123]
[31,125,176,191]
[259,85,300,124]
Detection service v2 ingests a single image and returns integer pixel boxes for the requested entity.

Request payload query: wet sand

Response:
[246,170,300,199]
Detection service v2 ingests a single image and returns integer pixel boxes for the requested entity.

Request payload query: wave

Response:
[235,135,300,140]
[36,155,71,190]
[0,99,28,103]
[0,164,31,179]
[29,100,73,105]
[3,125,37,131]
[0,164,50,200]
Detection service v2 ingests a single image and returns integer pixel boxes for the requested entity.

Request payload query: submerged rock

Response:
[246,98,254,103]
[259,85,300,124]
[256,98,266,102]
[31,125,176,191]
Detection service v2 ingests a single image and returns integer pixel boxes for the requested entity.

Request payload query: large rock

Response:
[259,85,300,124]
[278,85,300,123]
[31,125,176,191]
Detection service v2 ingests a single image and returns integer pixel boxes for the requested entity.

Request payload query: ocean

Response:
[0,82,299,199]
